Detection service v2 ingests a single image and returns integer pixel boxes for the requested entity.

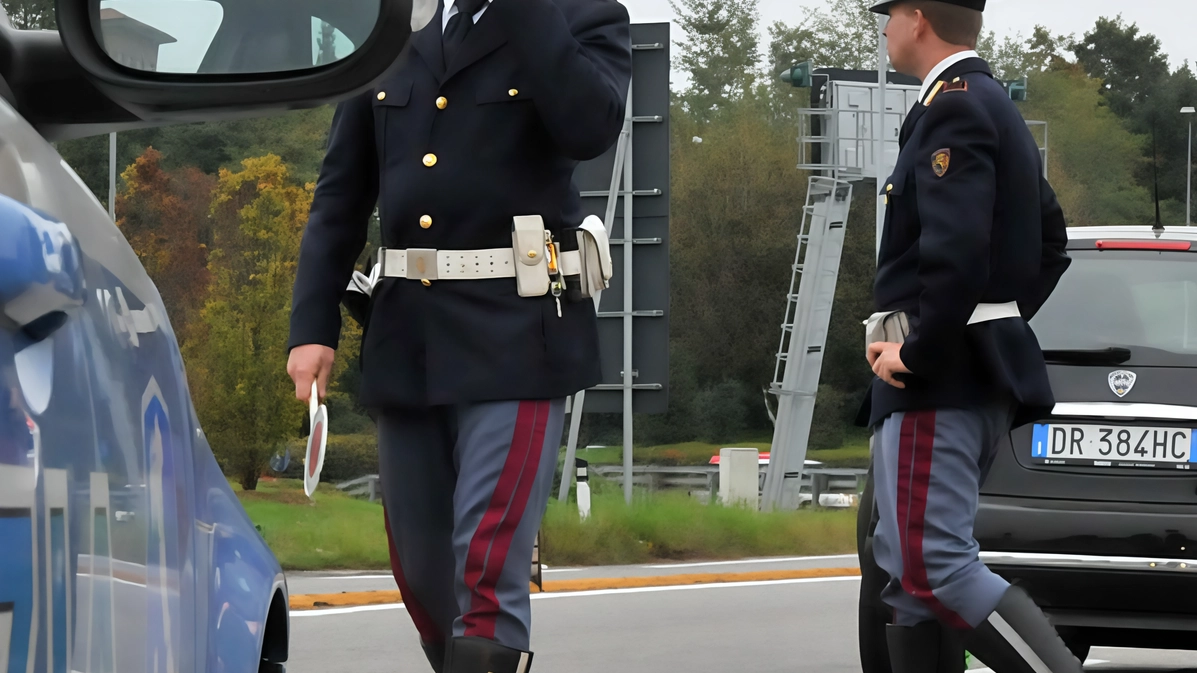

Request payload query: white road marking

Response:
[971,661,1107,672]
[644,554,858,569]
[291,575,862,618]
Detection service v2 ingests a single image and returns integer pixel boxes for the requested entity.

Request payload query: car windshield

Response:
[1029,249,1197,361]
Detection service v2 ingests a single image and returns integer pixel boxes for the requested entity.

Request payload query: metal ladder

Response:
[760,176,854,511]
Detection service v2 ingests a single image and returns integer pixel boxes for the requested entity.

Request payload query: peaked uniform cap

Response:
[870,0,985,15]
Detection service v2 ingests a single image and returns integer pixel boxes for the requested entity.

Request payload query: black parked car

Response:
[859,225,1197,669]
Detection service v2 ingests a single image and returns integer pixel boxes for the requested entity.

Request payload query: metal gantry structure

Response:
[760,177,854,510]
[558,25,671,506]
[559,80,637,505]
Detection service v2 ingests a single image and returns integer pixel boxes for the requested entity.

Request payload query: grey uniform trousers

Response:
[376,399,566,652]
[872,401,1015,629]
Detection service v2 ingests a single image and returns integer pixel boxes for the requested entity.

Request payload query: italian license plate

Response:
[1032,424,1197,469]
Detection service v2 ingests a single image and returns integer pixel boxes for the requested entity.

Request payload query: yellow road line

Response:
[289,567,862,611]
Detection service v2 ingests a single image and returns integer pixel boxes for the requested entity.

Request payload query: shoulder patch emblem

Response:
[942,79,968,93]
[932,149,951,177]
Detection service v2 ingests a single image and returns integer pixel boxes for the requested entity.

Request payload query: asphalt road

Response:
[287,576,1197,672]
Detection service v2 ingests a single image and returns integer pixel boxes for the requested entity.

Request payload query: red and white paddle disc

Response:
[303,381,329,499]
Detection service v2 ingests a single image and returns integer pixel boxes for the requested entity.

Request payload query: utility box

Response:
[719,448,760,509]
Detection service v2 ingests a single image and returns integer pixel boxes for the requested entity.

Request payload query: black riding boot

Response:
[958,585,1084,673]
[443,636,533,673]
[886,621,967,673]
[421,640,446,673]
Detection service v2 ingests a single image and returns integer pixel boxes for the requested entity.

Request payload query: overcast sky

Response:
[101,0,1196,77]
[622,0,1197,72]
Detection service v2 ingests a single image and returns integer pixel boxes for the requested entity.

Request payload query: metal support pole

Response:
[621,84,635,506]
[1188,119,1193,226]
[875,14,888,259]
[557,82,634,502]
[108,132,117,220]
[1043,122,1049,180]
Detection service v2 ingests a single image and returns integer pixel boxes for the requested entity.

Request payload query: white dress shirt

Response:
[919,49,979,103]
[442,0,493,33]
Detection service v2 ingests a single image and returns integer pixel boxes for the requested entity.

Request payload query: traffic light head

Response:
[781,61,813,88]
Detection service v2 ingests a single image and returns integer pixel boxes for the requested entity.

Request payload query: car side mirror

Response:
[55,0,429,122]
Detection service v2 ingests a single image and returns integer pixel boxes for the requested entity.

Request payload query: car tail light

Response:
[1095,240,1192,251]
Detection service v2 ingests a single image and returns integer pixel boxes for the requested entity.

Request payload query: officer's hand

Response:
[867,342,910,389]
[287,344,336,402]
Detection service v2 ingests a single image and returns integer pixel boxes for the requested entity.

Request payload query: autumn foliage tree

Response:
[116,148,216,346]
[185,155,320,490]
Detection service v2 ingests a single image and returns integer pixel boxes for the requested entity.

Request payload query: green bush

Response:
[325,391,375,435]
[809,384,848,450]
[541,491,857,566]
[690,379,753,443]
[279,433,379,483]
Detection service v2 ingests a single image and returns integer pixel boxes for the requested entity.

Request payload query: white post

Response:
[108,132,117,221]
[576,460,591,520]
[875,14,888,258]
[1184,107,1195,226]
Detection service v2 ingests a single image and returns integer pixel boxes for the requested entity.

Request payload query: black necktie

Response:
[442,0,485,66]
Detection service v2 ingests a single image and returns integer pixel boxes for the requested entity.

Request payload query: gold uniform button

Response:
[421,279,432,287]
[527,250,538,259]
[377,91,386,101]
[508,88,519,97]
[423,153,437,167]
[436,96,448,109]
[419,215,433,229]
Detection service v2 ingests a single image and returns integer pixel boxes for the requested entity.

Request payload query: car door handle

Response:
[0,195,85,343]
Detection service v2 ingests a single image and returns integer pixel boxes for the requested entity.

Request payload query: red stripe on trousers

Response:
[896,411,970,629]
[383,508,444,645]
[461,400,550,639]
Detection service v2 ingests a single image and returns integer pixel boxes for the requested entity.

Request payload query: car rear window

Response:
[1029,250,1197,360]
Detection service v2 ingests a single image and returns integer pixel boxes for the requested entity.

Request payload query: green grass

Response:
[235,478,389,571]
[567,437,872,469]
[541,491,857,566]
[236,478,860,570]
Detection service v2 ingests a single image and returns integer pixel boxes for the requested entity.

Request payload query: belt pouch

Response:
[864,310,910,348]
[571,215,613,300]
[512,215,551,297]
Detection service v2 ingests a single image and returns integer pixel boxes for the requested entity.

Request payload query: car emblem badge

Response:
[1108,370,1137,398]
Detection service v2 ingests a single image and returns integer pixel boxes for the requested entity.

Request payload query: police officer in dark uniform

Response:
[285,0,631,670]
[862,0,1078,671]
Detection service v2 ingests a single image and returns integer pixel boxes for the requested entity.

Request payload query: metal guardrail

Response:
[335,474,381,502]
[334,476,545,589]
[589,465,867,505]
[337,466,869,507]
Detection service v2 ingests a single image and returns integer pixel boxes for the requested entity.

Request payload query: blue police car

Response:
[0,0,421,671]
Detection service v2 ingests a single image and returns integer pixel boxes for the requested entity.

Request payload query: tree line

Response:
[6,0,1194,484]
[595,0,1197,450]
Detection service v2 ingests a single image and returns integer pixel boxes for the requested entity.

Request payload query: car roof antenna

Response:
[1153,117,1165,237]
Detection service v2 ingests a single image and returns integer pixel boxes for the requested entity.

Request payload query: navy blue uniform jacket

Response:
[866,57,1070,428]
[287,0,632,409]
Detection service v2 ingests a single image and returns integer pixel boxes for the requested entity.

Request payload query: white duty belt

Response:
[373,246,584,282]
[346,215,613,301]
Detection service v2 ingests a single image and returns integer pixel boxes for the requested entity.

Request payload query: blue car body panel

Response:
[0,96,286,673]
